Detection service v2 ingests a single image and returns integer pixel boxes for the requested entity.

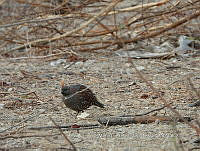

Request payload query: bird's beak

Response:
[60,80,65,88]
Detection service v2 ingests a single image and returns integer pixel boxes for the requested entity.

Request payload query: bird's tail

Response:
[94,101,104,108]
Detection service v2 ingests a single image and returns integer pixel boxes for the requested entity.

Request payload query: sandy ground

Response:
[0,52,200,150]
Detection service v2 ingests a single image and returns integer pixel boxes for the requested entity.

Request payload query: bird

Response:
[60,82,104,114]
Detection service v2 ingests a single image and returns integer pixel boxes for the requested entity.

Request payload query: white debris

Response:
[50,59,66,66]
[77,112,90,119]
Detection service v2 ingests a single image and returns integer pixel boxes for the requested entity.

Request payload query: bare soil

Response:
[0,53,200,151]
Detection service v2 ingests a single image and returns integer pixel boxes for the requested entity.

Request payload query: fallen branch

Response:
[98,115,193,126]
[0,134,58,140]
[28,123,101,130]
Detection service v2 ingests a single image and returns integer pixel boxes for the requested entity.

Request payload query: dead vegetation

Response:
[0,0,200,150]
[0,0,200,59]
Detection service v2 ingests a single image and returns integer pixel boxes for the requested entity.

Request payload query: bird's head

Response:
[60,80,71,96]
[61,86,71,96]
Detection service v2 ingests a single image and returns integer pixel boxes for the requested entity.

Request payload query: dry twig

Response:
[49,117,77,151]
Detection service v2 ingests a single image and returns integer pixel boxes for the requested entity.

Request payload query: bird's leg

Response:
[74,111,80,119]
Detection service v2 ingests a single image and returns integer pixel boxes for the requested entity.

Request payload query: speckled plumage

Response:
[61,84,104,113]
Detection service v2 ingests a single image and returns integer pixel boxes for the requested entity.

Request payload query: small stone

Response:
[8,88,13,92]
[75,61,84,67]
[50,59,65,66]
[0,104,5,109]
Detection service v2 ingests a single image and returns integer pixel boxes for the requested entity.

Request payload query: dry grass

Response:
[0,0,200,150]
[0,0,199,59]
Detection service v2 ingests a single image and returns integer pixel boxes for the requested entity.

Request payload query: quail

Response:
[61,83,104,114]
